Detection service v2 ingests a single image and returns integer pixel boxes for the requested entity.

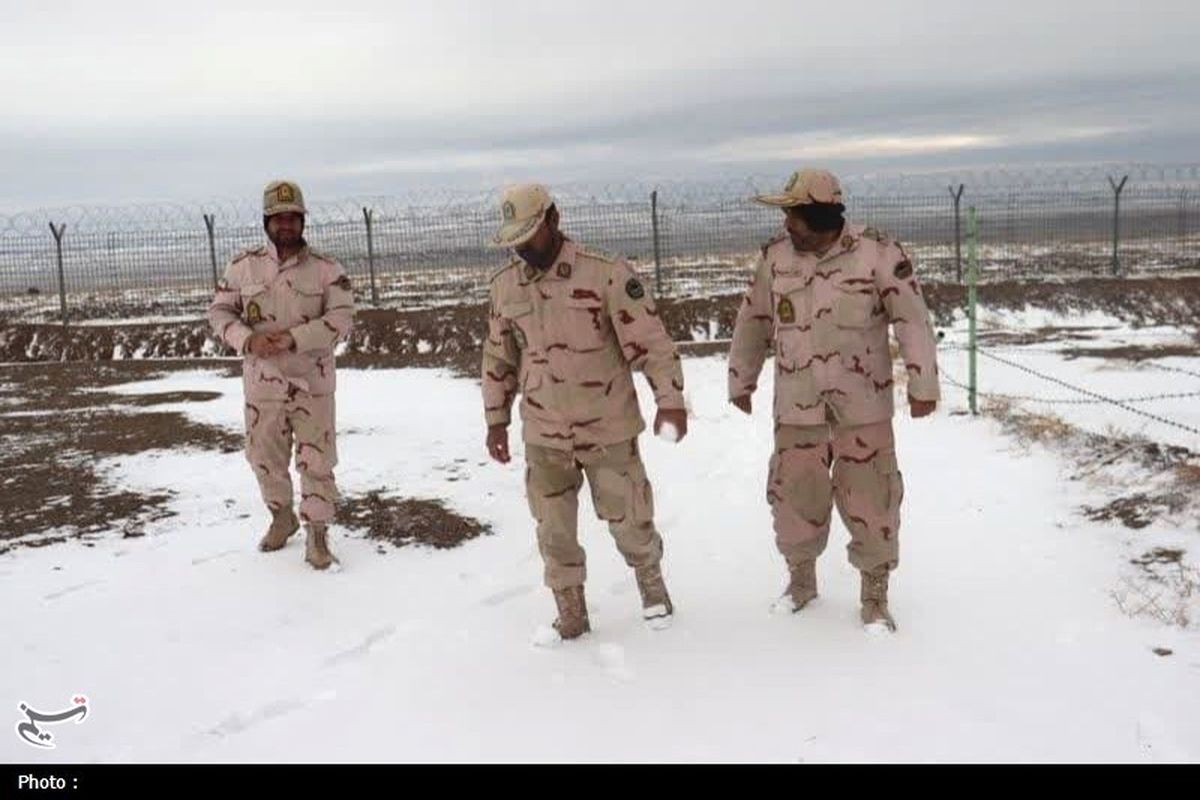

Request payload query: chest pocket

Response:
[770,273,813,366]
[500,300,535,353]
[561,294,607,352]
[771,268,813,321]
[833,287,878,329]
[240,283,270,325]
[287,272,326,321]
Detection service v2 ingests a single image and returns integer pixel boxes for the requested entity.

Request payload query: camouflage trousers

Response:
[243,390,339,524]
[767,419,903,573]
[524,438,663,590]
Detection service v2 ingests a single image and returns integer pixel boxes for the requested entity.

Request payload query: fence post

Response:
[363,207,379,306]
[967,206,979,416]
[49,222,68,329]
[949,183,965,283]
[203,213,219,287]
[1178,188,1188,248]
[1108,174,1128,276]
[650,189,662,297]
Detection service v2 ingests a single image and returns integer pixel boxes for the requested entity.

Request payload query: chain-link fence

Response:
[3,165,1199,324]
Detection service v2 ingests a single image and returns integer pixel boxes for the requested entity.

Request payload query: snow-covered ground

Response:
[939,306,1200,450]
[2,343,1199,762]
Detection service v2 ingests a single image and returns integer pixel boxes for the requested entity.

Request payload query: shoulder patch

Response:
[625,277,646,300]
[893,259,914,279]
[231,245,266,264]
[333,274,352,291]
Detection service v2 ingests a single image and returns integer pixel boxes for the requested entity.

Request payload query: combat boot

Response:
[635,563,674,628]
[551,585,590,640]
[258,506,299,552]
[860,567,896,631]
[304,523,339,571]
[784,559,818,612]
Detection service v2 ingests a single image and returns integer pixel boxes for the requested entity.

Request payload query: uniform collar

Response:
[518,237,577,284]
[266,240,309,270]
[813,222,860,263]
[773,223,859,271]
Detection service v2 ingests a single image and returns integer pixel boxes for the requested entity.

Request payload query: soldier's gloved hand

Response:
[246,333,276,358]
[909,398,937,418]
[653,408,688,443]
[486,424,511,464]
[731,395,752,415]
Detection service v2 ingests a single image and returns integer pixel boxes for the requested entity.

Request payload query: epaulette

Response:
[308,248,339,264]
[489,258,520,283]
[231,245,266,264]
[576,245,618,264]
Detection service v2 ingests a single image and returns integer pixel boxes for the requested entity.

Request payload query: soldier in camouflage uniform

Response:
[728,169,940,631]
[207,180,355,571]
[482,184,688,640]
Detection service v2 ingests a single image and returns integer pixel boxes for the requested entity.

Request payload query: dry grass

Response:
[1174,462,1200,489]
[985,397,1075,445]
[1112,548,1200,628]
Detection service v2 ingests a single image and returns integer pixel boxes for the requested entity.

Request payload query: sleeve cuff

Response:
[907,377,941,401]
[226,323,254,355]
[655,392,686,411]
[289,321,326,354]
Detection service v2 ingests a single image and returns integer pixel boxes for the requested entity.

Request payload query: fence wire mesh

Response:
[3,165,1199,324]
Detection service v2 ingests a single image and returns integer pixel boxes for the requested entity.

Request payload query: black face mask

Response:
[794,202,846,233]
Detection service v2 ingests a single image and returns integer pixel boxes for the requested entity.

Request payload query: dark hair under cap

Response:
[263,214,306,233]
[793,202,846,233]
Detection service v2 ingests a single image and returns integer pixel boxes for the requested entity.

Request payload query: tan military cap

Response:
[753,168,843,207]
[491,183,552,248]
[263,180,307,216]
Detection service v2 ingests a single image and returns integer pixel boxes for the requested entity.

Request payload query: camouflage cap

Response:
[753,168,843,207]
[263,180,307,216]
[490,183,552,248]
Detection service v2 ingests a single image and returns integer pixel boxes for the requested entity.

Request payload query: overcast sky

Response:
[1,0,1197,210]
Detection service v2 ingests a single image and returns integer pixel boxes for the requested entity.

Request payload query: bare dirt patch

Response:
[336,490,493,550]
[0,361,238,553]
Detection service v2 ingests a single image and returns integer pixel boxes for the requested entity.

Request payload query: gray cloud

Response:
[2,1,1197,210]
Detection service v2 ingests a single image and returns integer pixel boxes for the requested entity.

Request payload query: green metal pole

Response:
[967,206,979,416]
